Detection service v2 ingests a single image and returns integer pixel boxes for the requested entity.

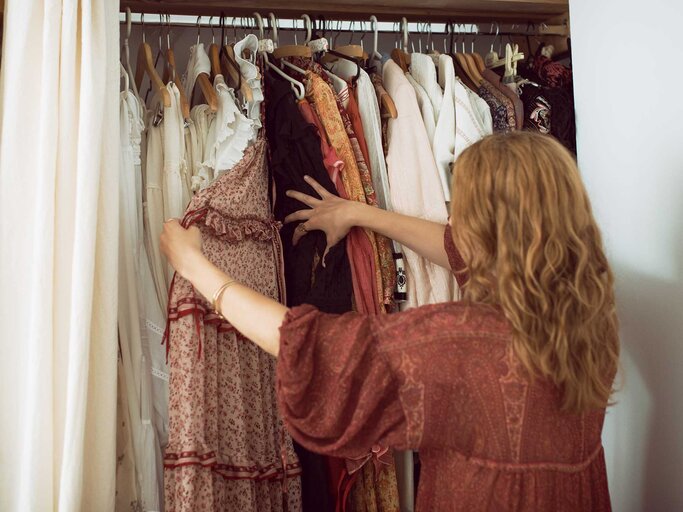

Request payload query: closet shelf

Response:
[119,0,568,22]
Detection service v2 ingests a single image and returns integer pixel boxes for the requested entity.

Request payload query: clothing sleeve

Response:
[277,304,408,459]
[444,225,468,288]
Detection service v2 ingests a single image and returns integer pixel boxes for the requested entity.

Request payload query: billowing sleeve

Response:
[277,304,408,459]
[444,225,468,288]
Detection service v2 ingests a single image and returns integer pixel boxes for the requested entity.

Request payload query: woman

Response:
[160,132,618,511]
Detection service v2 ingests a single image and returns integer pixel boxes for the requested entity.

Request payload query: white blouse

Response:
[383,60,457,308]
[234,34,264,142]
[454,77,493,160]
[409,53,443,125]
[202,75,254,178]
[143,108,168,312]
[431,55,457,202]
[405,72,436,146]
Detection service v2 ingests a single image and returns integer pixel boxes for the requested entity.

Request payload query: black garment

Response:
[519,57,577,154]
[265,73,353,314]
[520,83,577,154]
[265,71,353,512]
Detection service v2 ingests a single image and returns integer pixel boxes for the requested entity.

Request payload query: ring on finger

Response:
[298,223,309,233]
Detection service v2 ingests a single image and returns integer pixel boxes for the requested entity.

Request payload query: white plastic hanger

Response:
[121,62,130,93]
[254,12,305,100]
[369,15,382,65]
[122,8,140,100]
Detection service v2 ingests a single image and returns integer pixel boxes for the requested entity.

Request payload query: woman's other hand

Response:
[284,175,362,253]
[160,219,204,279]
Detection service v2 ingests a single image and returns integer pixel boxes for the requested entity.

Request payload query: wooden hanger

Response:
[221,46,254,102]
[160,15,190,119]
[206,17,223,79]
[322,44,365,65]
[375,80,398,118]
[472,52,486,73]
[322,19,369,64]
[274,45,312,58]
[216,15,254,103]
[192,17,218,112]
[335,45,367,61]
[464,53,484,84]
[273,15,313,59]
[196,72,219,112]
[134,14,171,107]
[451,25,483,86]
[209,43,222,78]
[464,26,486,74]
[452,54,479,92]
[391,48,410,73]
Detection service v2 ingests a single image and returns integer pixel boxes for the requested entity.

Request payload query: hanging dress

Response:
[163,137,302,512]
[118,88,165,512]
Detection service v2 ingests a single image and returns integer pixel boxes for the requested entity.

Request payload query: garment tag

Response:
[308,37,329,53]
[258,38,274,53]
[393,252,408,302]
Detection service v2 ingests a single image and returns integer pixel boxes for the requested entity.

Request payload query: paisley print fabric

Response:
[305,71,384,315]
[478,80,516,133]
[345,85,397,311]
[164,138,302,511]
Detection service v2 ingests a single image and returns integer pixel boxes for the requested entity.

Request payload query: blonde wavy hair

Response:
[450,132,619,412]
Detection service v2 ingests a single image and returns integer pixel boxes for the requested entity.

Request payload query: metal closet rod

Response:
[118,13,565,37]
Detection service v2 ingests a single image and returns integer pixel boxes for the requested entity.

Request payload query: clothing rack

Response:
[119,13,569,38]
[119,0,568,23]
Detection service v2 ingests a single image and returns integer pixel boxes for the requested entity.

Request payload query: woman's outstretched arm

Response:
[285,176,451,269]
[160,220,286,357]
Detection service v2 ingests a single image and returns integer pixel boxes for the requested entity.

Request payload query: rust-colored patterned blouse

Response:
[276,226,612,511]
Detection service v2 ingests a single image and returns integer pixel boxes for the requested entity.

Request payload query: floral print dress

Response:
[163,137,302,511]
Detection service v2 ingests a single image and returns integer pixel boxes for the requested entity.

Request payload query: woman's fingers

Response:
[284,209,313,225]
[286,189,321,208]
[303,175,331,199]
[292,222,315,246]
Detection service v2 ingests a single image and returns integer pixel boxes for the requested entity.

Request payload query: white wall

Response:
[570,1,683,510]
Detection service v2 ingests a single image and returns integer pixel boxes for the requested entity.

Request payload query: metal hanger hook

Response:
[209,16,216,44]
[166,14,172,50]
[158,14,164,50]
[348,21,356,45]
[359,21,367,50]
[140,12,146,44]
[401,17,409,52]
[196,16,202,45]
[489,22,498,52]
[460,24,467,54]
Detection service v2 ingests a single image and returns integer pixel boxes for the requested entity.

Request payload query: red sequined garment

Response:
[275,226,613,511]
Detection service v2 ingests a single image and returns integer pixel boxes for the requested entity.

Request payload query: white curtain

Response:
[0,1,120,511]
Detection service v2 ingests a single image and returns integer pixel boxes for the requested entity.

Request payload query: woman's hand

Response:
[285,175,362,252]
[160,219,204,280]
